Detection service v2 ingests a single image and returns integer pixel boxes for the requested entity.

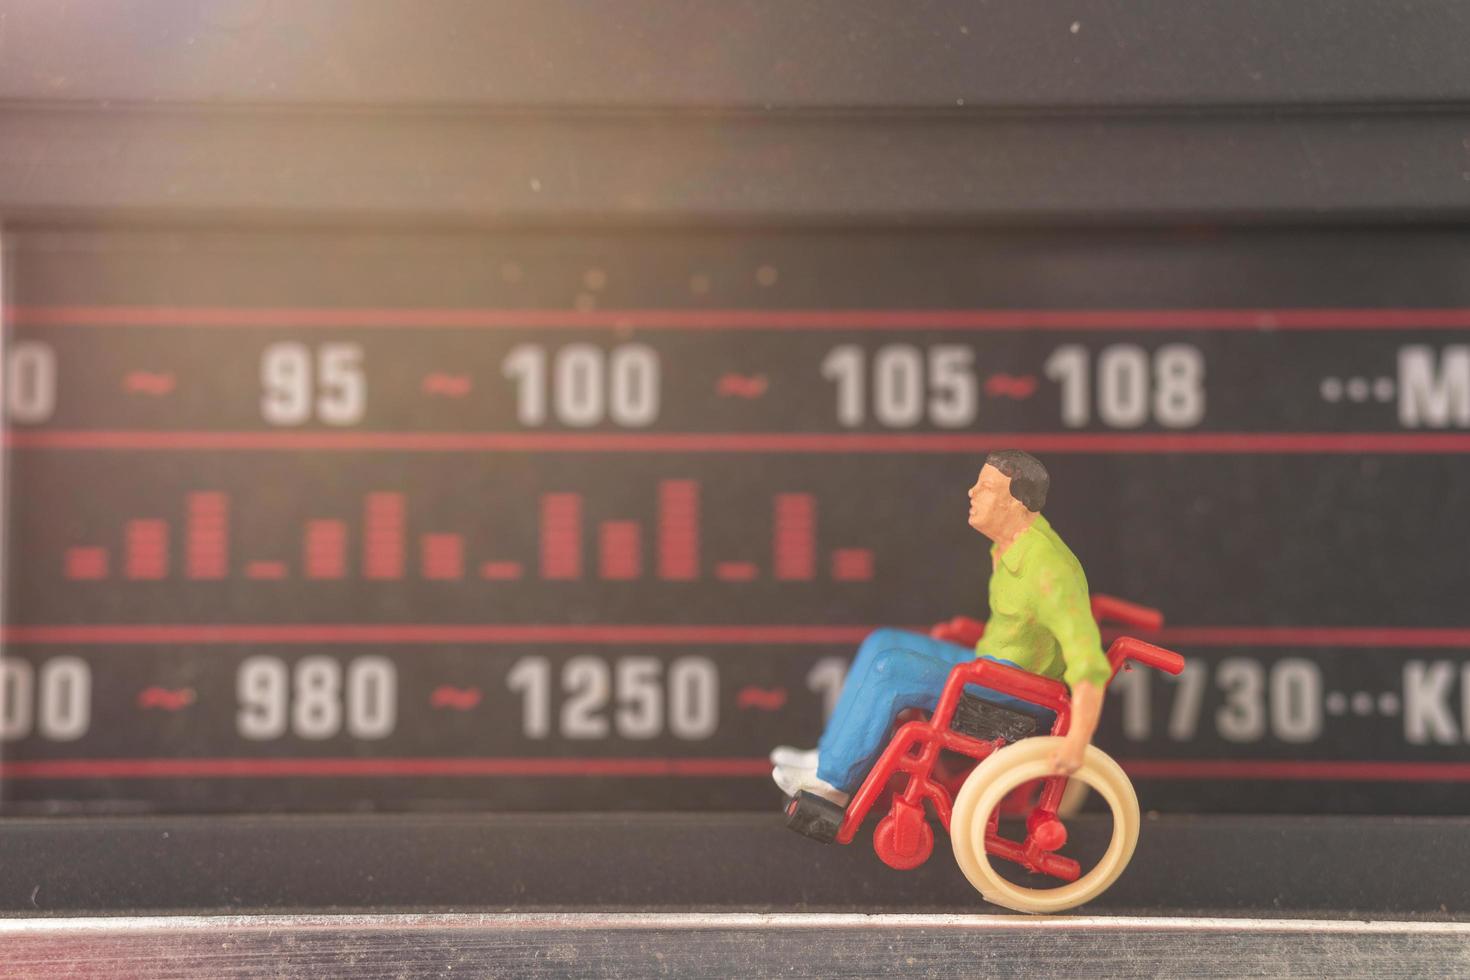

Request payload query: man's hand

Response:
[1051,679,1103,775]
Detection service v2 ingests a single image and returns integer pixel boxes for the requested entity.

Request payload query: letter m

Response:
[1399,345,1470,428]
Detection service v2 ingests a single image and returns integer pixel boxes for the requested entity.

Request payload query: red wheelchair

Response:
[785,595,1184,913]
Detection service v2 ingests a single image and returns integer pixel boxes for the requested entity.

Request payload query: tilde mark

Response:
[736,686,788,711]
[422,373,473,397]
[717,373,769,398]
[137,687,196,711]
[984,373,1038,399]
[430,685,483,710]
[123,371,177,396]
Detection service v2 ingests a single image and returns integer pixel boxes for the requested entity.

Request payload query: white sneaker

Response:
[772,764,850,807]
[769,745,819,770]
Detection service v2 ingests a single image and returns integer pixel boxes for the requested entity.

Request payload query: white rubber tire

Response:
[950,736,1140,914]
[1057,778,1090,817]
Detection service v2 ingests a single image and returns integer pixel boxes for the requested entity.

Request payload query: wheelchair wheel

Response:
[949,736,1140,914]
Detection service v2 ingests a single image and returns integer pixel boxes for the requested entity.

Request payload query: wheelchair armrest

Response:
[1091,594,1164,630]
[929,616,985,646]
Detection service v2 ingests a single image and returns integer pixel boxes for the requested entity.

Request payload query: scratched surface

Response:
[3,913,1470,980]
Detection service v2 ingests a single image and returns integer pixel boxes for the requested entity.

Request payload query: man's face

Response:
[967,464,1016,538]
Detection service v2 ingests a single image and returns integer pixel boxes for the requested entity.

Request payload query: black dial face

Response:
[2,226,1468,814]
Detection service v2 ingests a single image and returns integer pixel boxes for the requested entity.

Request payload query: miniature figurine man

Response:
[771,450,1112,805]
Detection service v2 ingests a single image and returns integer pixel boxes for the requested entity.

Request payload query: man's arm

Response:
[1034,565,1112,775]
[1049,680,1101,775]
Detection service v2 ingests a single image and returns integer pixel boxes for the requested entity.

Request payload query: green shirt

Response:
[975,513,1112,692]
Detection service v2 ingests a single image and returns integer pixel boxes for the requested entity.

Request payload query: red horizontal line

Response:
[10,306,1470,331]
[9,431,1470,454]
[715,561,759,582]
[1150,626,1470,648]
[1,756,1464,782]
[2,624,1467,647]
[0,624,877,645]
[1119,759,1470,782]
[0,757,771,780]
[478,561,525,581]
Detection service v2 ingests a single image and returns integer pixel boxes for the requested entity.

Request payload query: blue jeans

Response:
[815,628,1054,793]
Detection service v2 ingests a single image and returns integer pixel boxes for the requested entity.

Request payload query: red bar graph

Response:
[658,480,699,581]
[59,481,876,587]
[715,561,758,582]
[124,520,169,580]
[541,493,582,580]
[64,547,109,580]
[364,493,405,580]
[599,521,642,580]
[304,520,346,580]
[831,548,874,581]
[774,493,815,581]
[422,534,465,580]
[186,492,228,580]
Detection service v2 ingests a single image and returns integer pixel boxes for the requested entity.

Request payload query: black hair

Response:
[984,450,1049,511]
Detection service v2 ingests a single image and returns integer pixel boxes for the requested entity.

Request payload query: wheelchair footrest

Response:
[950,693,1040,743]
[784,791,845,844]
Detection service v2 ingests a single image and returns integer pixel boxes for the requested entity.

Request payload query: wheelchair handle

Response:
[1107,635,1185,677]
[1090,594,1164,631]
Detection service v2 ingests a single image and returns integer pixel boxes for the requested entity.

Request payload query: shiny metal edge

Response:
[3,912,1470,935]
[2,913,1468,979]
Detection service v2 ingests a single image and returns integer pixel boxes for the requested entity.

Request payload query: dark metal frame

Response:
[5,0,1470,111]
[2,1,1469,931]
[1,812,1468,915]
[0,2,1468,224]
